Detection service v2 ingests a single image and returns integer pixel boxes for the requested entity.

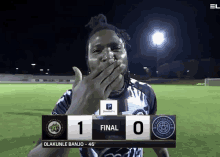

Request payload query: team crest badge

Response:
[152,116,175,139]
[46,119,64,138]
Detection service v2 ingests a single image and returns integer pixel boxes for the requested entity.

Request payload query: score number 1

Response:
[78,121,83,134]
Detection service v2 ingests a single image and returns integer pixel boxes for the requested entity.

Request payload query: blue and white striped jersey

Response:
[52,78,157,157]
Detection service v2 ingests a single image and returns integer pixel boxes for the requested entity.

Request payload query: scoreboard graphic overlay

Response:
[42,115,176,148]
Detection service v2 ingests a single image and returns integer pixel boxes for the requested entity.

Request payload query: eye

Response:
[111,46,121,51]
[93,49,101,53]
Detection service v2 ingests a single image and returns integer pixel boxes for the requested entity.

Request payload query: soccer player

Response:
[28,14,169,157]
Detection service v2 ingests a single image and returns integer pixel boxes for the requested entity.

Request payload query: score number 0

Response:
[133,121,143,135]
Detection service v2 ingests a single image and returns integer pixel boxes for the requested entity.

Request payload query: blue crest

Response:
[152,116,175,139]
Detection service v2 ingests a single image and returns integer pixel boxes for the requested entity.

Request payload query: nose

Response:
[101,47,114,62]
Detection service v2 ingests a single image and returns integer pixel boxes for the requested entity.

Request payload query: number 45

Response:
[88,142,94,146]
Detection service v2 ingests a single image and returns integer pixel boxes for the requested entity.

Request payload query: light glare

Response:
[152,32,165,46]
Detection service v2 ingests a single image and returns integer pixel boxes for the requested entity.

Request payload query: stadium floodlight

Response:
[151,31,166,77]
[31,64,36,74]
[40,69,43,71]
[152,31,165,46]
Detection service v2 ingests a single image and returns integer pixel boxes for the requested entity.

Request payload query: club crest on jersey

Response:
[132,109,146,115]
[99,148,142,157]
[121,109,147,115]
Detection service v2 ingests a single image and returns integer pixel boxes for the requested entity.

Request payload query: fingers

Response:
[105,74,123,97]
[101,63,126,88]
[89,59,116,79]
[95,60,122,83]
[72,67,82,88]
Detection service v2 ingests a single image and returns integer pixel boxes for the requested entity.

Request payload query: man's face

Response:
[88,29,128,74]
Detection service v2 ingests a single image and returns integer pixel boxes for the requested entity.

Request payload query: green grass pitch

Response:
[0,83,220,157]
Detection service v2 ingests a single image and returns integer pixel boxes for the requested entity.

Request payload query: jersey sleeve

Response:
[144,83,157,115]
[149,91,157,115]
[32,90,73,149]
[134,81,157,115]
[51,89,72,115]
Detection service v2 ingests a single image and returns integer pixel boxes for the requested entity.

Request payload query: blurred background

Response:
[0,0,219,82]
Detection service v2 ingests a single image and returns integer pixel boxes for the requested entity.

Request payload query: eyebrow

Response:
[93,42,122,48]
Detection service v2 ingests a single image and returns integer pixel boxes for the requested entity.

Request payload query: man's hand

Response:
[67,59,126,115]
[72,66,83,89]
[153,148,169,157]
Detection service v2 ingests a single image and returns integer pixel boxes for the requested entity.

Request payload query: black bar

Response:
[42,140,176,148]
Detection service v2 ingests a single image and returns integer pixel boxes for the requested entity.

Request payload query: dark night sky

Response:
[0,0,220,75]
